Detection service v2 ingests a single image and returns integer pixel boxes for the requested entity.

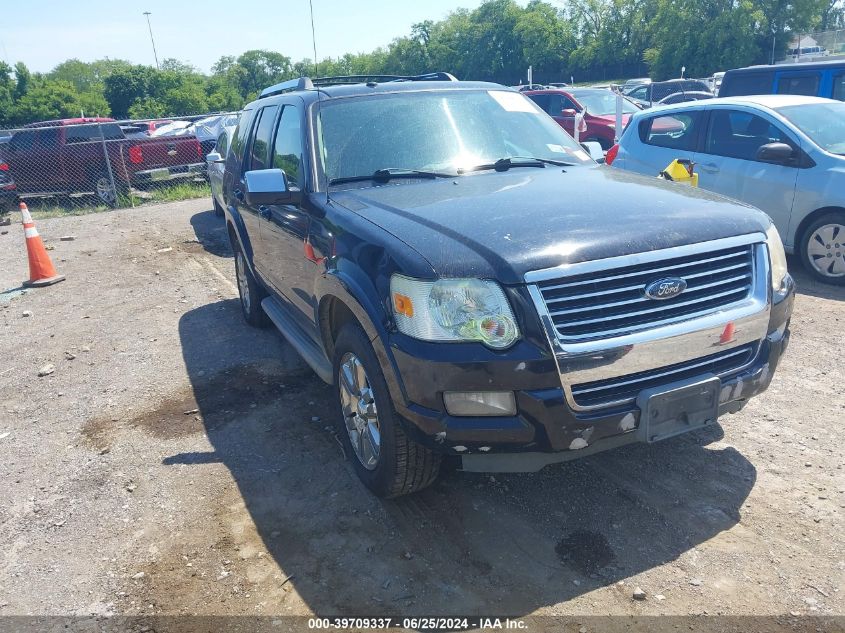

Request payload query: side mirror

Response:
[581,141,605,163]
[244,169,300,206]
[206,151,223,163]
[756,142,795,165]
[560,108,578,117]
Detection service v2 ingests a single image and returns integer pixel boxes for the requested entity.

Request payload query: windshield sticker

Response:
[488,91,537,113]
[546,144,567,153]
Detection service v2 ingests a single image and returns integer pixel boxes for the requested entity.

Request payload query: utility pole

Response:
[143,12,160,70]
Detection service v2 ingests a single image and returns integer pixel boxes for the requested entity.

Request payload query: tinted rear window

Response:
[833,73,845,101]
[719,71,774,97]
[65,124,123,143]
[777,73,820,96]
[639,112,702,151]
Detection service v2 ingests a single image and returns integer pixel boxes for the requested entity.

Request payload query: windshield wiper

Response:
[329,168,455,186]
[458,156,575,174]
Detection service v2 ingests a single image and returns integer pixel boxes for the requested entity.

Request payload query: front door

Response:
[696,108,798,238]
[258,102,316,328]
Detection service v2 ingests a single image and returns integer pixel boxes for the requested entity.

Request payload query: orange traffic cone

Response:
[20,202,65,287]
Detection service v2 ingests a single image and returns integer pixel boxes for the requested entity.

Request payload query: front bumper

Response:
[389,274,794,472]
[131,162,206,184]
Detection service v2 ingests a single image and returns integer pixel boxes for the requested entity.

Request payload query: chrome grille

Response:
[571,343,757,409]
[537,243,755,342]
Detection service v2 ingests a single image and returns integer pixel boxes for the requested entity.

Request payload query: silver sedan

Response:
[610,95,845,284]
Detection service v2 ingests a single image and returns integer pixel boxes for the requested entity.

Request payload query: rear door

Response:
[258,102,315,326]
[619,109,704,177]
[33,128,64,190]
[695,107,799,237]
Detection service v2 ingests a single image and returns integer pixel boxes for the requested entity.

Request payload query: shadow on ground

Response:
[788,255,845,301]
[190,210,232,258]
[167,299,756,616]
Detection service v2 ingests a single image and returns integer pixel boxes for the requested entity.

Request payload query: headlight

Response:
[765,223,788,291]
[390,275,519,349]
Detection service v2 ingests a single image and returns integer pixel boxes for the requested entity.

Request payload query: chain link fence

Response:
[783,29,845,61]
[0,112,239,217]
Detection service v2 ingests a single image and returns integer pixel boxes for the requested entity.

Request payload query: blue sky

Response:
[0,0,489,73]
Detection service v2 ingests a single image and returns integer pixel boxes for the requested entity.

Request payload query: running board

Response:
[261,296,333,384]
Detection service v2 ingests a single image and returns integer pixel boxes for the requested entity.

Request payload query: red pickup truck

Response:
[0,118,205,206]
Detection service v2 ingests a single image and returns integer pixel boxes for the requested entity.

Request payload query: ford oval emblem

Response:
[644,277,687,300]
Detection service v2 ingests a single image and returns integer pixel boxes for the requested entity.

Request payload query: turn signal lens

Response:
[128,145,143,164]
[393,293,414,318]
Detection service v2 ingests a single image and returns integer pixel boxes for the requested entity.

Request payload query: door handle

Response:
[258,205,272,220]
[233,188,244,202]
[699,163,719,174]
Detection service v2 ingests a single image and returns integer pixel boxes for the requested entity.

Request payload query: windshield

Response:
[778,102,845,155]
[317,90,592,184]
[572,91,639,116]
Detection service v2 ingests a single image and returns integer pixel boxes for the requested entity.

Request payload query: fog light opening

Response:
[443,391,516,417]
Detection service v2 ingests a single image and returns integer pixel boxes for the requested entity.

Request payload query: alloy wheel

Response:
[338,352,381,470]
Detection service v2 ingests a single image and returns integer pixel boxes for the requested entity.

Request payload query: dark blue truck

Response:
[219,74,794,497]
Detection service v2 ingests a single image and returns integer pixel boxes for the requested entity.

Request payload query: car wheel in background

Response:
[233,242,269,327]
[333,323,441,498]
[800,212,845,285]
[91,172,122,207]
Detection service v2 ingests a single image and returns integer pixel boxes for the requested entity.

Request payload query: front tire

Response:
[233,243,269,327]
[333,323,440,498]
[800,212,845,285]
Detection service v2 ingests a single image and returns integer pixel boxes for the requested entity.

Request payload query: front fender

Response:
[316,268,410,408]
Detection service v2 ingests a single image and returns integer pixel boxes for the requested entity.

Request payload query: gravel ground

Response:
[0,200,842,627]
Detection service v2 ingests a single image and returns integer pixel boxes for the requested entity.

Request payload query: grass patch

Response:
[17,180,211,220]
[148,181,211,203]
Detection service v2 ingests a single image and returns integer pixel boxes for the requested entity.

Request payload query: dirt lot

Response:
[0,200,843,627]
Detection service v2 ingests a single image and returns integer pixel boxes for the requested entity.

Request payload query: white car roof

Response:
[647,94,834,112]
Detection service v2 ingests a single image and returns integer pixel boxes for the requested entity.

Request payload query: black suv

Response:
[221,73,794,497]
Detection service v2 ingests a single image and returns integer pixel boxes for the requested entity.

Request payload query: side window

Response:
[10,130,36,151]
[527,94,551,113]
[249,105,280,171]
[833,74,845,101]
[230,108,256,161]
[272,106,304,189]
[215,131,228,156]
[705,110,791,161]
[777,73,820,96]
[547,94,563,114]
[720,72,773,97]
[629,86,647,100]
[560,96,578,112]
[65,125,100,144]
[38,128,60,148]
[640,112,702,151]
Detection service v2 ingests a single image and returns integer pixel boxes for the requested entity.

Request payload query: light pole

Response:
[143,12,160,70]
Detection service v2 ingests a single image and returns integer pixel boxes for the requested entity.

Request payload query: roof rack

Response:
[312,72,458,86]
[259,77,315,99]
[259,72,458,98]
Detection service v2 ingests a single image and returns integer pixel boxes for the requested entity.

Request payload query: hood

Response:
[331,166,770,285]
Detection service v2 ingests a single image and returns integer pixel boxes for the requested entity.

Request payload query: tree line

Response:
[1,0,842,127]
